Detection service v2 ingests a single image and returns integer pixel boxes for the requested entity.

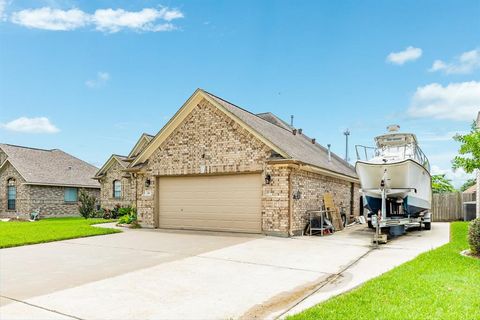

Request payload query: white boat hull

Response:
[356,159,432,216]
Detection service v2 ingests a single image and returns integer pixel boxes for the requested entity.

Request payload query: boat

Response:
[355,125,432,231]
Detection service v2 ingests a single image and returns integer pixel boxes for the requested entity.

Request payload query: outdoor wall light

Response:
[265,174,272,185]
[293,190,302,200]
[145,179,151,188]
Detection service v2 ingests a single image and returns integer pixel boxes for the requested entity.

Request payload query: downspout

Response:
[288,170,294,237]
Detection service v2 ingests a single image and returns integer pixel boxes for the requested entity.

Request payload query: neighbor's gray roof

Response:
[0,144,100,188]
[204,92,357,179]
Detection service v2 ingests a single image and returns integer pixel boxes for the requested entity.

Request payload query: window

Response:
[7,178,16,210]
[64,187,78,203]
[113,180,122,199]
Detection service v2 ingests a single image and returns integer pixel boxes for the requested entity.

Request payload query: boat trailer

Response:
[361,183,432,245]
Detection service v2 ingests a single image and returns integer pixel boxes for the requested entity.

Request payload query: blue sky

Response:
[0,0,479,187]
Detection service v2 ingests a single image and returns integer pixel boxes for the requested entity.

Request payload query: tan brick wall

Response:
[262,164,291,236]
[291,169,360,235]
[98,161,136,210]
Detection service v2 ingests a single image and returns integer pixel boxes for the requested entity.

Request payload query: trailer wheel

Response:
[424,222,431,230]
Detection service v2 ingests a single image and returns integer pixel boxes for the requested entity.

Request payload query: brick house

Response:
[111,89,360,236]
[0,144,100,218]
[94,133,154,210]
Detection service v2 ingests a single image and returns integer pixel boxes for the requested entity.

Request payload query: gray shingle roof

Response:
[256,112,293,131]
[0,144,100,188]
[205,91,357,179]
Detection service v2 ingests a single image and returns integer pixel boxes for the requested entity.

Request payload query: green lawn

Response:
[289,222,480,320]
[0,217,120,249]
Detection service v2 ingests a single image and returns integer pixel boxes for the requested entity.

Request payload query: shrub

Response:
[118,205,135,216]
[78,189,96,219]
[468,218,480,255]
[118,214,137,225]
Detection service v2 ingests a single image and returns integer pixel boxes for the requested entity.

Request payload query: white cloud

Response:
[0,117,60,133]
[386,46,423,65]
[85,71,110,88]
[431,165,474,188]
[9,6,183,32]
[407,81,480,121]
[93,8,180,33]
[11,7,89,30]
[429,49,480,74]
[419,131,469,142]
[0,0,8,21]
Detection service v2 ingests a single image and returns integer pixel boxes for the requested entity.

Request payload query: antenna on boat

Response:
[387,125,400,132]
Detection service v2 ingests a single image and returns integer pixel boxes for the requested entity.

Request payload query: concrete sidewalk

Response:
[0,223,449,320]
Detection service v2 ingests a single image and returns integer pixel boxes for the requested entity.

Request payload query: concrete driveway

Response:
[0,223,449,320]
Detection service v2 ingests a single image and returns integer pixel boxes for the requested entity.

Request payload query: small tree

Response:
[452,122,480,174]
[78,189,96,219]
[431,174,456,194]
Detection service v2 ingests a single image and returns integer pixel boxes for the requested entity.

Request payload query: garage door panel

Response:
[158,174,262,233]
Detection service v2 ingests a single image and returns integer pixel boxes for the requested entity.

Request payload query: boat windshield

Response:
[355,143,430,172]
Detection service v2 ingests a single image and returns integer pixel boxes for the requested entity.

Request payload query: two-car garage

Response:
[157,174,263,233]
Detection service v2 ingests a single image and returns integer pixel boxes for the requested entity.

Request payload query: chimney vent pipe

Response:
[327,144,332,162]
[293,129,297,135]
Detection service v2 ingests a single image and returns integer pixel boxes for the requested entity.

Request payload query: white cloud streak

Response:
[0,0,8,21]
[0,117,60,133]
[85,72,110,88]
[429,48,480,74]
[407,81,480,121]
[9,6,183,33]
[387,46,423,65]
[11,7,89,30]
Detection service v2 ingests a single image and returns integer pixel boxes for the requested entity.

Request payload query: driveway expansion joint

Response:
[0,295,83,320]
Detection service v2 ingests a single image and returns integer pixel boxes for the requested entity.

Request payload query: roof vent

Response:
[327,144,332,162]
[293,129,297,136]
[387,125,400,132]
[68,166,72,170]
[298,128,303,135]
[311,138,316,144]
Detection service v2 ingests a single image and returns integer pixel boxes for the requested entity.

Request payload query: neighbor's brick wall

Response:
[98,161,135,210]
[136,98,273,226]
[0,161,30,215]
[291,169,360,234]
[26,186,99,217]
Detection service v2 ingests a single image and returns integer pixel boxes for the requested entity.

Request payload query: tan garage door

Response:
[158,174,262,233]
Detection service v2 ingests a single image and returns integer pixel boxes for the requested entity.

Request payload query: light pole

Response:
[343,129,350,162]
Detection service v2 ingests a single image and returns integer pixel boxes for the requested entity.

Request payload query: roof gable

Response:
[94,154,128,179]
[128,133,154,158]
[0,144,100,188]
[131,89,289,167]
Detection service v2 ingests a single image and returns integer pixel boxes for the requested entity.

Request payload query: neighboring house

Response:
[114,89,359,236]
[94,134,153,210]
[0,144,100,217]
